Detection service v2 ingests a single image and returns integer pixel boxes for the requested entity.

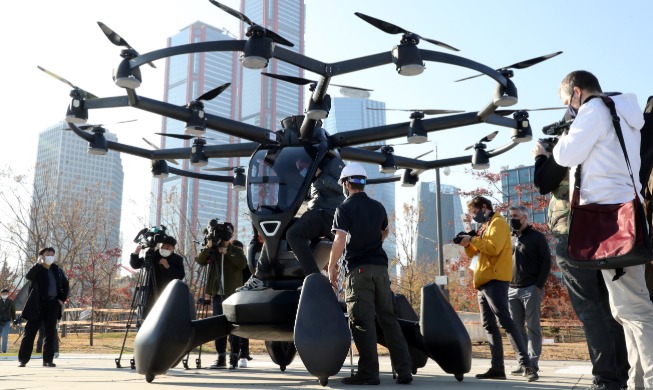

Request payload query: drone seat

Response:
[264,238,332,281]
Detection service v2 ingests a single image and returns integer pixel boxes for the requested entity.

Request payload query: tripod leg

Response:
[116,266,151,369]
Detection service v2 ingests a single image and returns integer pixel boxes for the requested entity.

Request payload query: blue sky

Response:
[1,0,652,249]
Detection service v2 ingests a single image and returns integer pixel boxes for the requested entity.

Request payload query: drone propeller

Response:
[208,0,294,47]
[193,82,231,103]
[494,107,565,116]
[203,165,245,172]
[261,73,372,92]
[359,143,408,152]
[464,131,499,151]
[141,138,179,166]
[73,119,138,131]
[354,12,459,52]
[97,21,156,68]
[367,107,464,116]
[454,51,563,82]
[155,132,215,141]
[37,66,99,100]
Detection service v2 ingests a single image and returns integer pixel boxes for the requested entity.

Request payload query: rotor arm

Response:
[419,50,509,87]
[128,40,247,69]
[339,147,429,170]
[272,46,327,75]
[84,96,131,110]
[204,142,259,158]
[167,167,235,183]
[122,91,274,144]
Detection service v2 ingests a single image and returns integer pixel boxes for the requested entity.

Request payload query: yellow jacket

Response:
[464,213,513,289]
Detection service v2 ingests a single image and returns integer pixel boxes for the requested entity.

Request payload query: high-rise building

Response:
[501,165,548,224]
[240,0,306,130]
[32,121,124,254]
[414,182,464,266]
[153,22,242,247]
[322,92,396,257]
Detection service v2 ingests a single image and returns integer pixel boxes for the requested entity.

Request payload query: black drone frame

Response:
[66,39,534,182]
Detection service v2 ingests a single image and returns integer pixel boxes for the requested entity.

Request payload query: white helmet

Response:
[338,162,367,185]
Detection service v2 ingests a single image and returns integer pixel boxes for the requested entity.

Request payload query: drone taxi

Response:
[46,0,561,385]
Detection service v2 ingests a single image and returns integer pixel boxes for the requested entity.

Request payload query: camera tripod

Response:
[180,247,218,370]
[115,261,157,369]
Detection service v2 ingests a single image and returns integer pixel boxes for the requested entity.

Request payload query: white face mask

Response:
[1,294,7,300]
[44,256,55,265]
[159,248,172,258]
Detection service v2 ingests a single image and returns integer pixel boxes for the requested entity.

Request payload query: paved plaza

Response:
[0,353,595,389]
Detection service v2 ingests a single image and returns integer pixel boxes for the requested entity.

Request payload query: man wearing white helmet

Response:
[328,162,413,385]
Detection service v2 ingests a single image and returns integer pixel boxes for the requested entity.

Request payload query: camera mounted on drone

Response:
[203,219,234,246]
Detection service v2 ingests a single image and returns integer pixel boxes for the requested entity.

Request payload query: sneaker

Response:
[239,358,248,368]
[209,355,227,369]
[475,367,506,380]
[396,373,413,384]
[43,362,57,367]
[236,276,267,292]
[524,366,539,382]
[510,366,524,375]
[341,375,380,385]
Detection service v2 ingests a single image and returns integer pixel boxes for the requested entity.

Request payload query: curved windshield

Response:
[248,146,315,213]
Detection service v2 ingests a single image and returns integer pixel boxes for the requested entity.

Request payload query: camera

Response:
[538,137,559,153]
[453,230,476,244]
[134,225,168,249]
[542,119,573,137]
[203,219,234,246]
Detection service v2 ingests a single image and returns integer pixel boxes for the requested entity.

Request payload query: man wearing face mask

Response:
[553,70,653,390]
[130,236,185,319]
[1,287,16,354]
[455,196,539,382]
[506,205,551,375]
[18,247,69,367]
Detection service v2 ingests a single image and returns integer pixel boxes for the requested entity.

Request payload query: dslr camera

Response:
[203,219,234,246]
[539,119,574,153]
[452,230,476,244]
[133,225,168,266]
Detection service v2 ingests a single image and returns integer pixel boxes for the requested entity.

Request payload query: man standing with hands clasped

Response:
[507,205,551,375]
[327,162,413,385]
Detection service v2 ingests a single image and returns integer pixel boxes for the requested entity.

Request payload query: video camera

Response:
[133,225,168,249]
[539,119,574,153]
[203,219,234,246]
[452,230,477,244]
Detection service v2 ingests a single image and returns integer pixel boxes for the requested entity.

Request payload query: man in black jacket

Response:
[533,134,629,390]
[1,287,16,353]
[18,247,69,367]
[506,204,551,374]
[130,236,185,320]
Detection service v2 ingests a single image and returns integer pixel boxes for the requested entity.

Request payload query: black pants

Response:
[36,323,59,353]
[212,295,240,356]
[19,299,60,364]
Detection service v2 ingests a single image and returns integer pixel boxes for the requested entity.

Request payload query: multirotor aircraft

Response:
[55,0,562,385]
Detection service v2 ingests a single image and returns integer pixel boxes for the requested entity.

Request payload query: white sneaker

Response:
[236,276,267,292]
[239,358,248,368]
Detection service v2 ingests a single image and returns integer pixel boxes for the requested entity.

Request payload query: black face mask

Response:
[510,218,523,231]
[472,210,486,223]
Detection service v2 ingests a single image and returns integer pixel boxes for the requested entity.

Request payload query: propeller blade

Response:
[75,119,137,131]
[455,51,563,82]
[503,51,563,70]
[414,150,433,160]
[464,144,474,151]
[209,0,253,26]
[355,12,406,35]
[331,83,373,92]
[354,12,458,51]
[262,72,313,86]
[366,108,464,115]
[482,131,499,143]
[156,132,194,140]
[142,138,179,165]
[495,107,565,116]
[209,0,294,47]
[196,83,231,102]
[203,166,236,172]
[359,145,384,151]
[37,66,99,99]
[97,22,132,49]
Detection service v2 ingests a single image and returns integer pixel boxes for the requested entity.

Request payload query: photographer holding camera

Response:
[195,220,246,369]
[129,235,185,319]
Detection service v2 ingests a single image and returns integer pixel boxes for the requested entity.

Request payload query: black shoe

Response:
[475,367,506,380]
[43,362,57,367]
[396,373,413,384]
[524,366,539,382]
[209,355,227,369]
[510,366,524,375]
[342,375,381,385]
[18,362,26,367]
[229,353,238,369]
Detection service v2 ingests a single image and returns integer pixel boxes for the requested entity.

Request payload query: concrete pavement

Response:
[0,353,595,389]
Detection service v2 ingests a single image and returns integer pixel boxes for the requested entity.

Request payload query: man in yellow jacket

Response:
[456,196,538,382]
